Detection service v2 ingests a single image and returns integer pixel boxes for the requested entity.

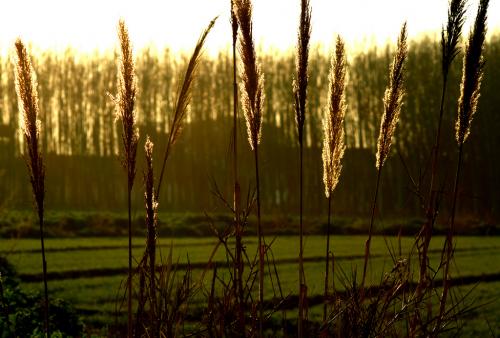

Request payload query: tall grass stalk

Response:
[361,23,407,289]
[321,36,346,323]
[113,20,139,337]
[233,0,265,334]
[417,0,467,299]
[144,137,158,335]
[230,0,245,332]
[293,0,311,334]
[437,0,488,329]
[13,38,49,337]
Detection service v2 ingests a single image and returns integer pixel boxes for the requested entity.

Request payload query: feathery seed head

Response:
[234,0,265,150]
[231,0,239,44]
[376,22,408,169]
[14,39,40,145]
[456,0,488,145]
[170,17,217,147]
[441,0,467,75]
[115,19,139,182]
[293,0,312,144]
[13,38,45,210]
[322,36,347,198]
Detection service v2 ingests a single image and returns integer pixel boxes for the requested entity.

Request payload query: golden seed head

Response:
[115,19,139,180]
[322,36,347,198]
[293,0,312,144]
[455,0,488,145]
[376,22,408,169]
[234,0,265,151]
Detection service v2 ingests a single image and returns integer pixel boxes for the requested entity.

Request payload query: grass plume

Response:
[442,0,468,74]
[113,19,139,337]
[362,23,408,289]
[234,0,264,151]
[376,22,408,170]
[156,17,217,199]
[13,38,49,337]
[321,35,347,323]
[293,0,312,334]
[455,0,487,146]
[322,36,347,200]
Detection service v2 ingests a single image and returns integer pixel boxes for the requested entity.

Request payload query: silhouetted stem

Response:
[362,165,382,289]
[127,182,133,338]
[323,194,332,323]
[254,144,263,336]
[298,141,305,336]
[437,141,463,329]
[419,75,449,289]
[38,210,49,337]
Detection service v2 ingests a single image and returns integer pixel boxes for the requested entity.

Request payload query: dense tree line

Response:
[0,35,498,221]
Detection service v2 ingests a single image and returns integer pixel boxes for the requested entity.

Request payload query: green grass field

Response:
[1,235,499,335]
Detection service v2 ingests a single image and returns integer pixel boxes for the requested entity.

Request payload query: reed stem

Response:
[254,144,264,337]
[127,182,132,338]
[362,166,382,289]
[437,141,463,328]
[323,194,332,323]
[39,210,49,337]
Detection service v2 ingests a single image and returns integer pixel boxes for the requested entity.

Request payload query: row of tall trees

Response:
[0,35,498,219]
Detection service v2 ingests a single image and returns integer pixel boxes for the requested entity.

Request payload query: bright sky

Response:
[0,0,499,55]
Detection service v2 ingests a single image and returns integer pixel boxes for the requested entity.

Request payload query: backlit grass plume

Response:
[234,0,264,151]
[376,22,408,169]
[442,0,467,75]
[455,0,488,146]
[14,38,50,337]
[322,36,347,199]
[113,19,138,338]
[115,19,139,178]
[321,35,346,323]
[293,0,312,144]
[362,23,407,289]
[234,0,265,334]
[156,17,217,198]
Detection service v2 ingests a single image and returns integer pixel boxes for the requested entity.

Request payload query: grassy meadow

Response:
[1,234,499,335]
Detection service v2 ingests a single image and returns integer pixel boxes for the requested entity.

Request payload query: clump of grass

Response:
[112,19,139,337]
[13,38,49,337]
[438,0,489,328]
[321,35,347,323]
[293,0,312,334]
[362,22,408,289]
[233,0,266,334]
